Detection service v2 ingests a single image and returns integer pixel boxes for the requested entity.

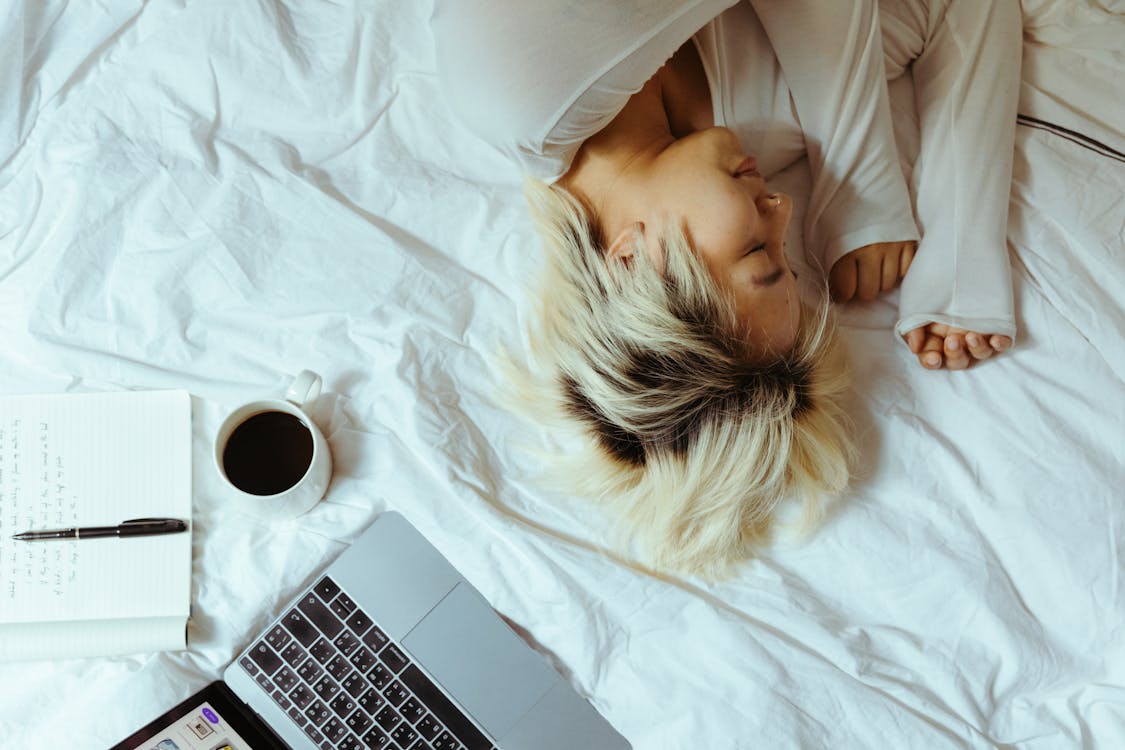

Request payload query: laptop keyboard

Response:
[238,575,496,750]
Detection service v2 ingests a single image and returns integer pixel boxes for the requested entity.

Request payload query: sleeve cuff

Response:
[815,220,921,272]
[894,313,1017,343]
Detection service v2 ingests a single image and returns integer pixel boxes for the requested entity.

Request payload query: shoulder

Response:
[430,0,738,179]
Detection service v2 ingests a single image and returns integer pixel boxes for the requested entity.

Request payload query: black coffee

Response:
[222,411,314,496]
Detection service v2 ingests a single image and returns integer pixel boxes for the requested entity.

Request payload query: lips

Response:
[735,155,760,178]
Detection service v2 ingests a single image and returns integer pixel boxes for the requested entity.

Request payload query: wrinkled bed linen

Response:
[0,1,1122,748]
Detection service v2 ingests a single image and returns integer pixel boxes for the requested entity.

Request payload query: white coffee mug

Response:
[214,370,333,520]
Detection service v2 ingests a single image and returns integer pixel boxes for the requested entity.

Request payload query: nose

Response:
[756,192,791,224]
[756,192,793,262]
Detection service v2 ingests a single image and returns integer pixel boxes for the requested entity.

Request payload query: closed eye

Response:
[745,242,766,256]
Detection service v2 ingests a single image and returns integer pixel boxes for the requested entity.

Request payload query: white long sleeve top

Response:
[431,0,918,272]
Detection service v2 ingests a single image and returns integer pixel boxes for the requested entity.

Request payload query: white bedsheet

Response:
[1,1,1122,748]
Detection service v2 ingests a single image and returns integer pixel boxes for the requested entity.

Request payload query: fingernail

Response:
[948,338,961,352]
[924,353,940,367]
[967,334,979,347]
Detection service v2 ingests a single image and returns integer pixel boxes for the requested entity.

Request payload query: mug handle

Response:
[286,370,323,408]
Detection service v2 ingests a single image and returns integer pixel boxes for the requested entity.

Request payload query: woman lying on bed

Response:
[431,0,1021,575]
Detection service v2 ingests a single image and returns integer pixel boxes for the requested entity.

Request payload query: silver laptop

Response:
[221,511,630,750]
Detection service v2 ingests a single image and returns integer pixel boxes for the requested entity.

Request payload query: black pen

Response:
[11,517,188,541]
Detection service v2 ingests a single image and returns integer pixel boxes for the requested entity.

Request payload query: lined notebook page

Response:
[0,390,191,660]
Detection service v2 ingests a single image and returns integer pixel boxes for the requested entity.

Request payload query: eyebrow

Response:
[752,268,785,287]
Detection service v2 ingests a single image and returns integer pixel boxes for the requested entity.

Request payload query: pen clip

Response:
[121,518,187,530]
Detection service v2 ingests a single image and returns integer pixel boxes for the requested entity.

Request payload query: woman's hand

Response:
[829,241,916,302]
[904,323,1011,370]
[830,242,1012,368]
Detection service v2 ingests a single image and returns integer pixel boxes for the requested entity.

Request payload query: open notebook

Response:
[0,390,192,661]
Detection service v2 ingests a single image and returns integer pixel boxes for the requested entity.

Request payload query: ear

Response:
[605,222,646,268]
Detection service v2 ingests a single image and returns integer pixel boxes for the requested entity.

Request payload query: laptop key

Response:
[350,646,379,674]
[400,697,426,724]
[304,699,332,727]
[342,670,368,698]
[363,726,392,748]
[265,624,291,651]
[323,717,348,743]
[297,656,325,685]
[290,684,316,710]
[357,687,386,715]
[239,656,259,677]
[248,641,283,675]
[314,675,341,702]
[314,576,341,603]
[369,663,392,690]
[338,735,364,750]
[335,630,361,656]
[310,637,336,664]
[346,708,373,736]
[331,592,357,619]
[430,732,456,750]
[374,706,402,732]
[347,609,373,636]
[274,665,299,693]
[362,624,389,652]
[271,688,290,715]
[283,608,320,647]
[383,680,409,707]
[415,714,440,741]
[287,705,307,725]
[391,723,418,748]
[299,593,345,639]
[281,640,307,667]
[330,692,358,719]
[380,644,409,674]
[327,654,353,680]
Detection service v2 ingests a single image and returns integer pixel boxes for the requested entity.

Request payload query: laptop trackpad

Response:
[402,583,559,739]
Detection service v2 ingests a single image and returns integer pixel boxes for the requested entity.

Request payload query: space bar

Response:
[400,664,492,750]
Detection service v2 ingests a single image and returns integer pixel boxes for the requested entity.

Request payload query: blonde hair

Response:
[516,178,853,578]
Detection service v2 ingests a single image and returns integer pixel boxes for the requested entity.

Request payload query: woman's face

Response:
[634,127,800,358]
